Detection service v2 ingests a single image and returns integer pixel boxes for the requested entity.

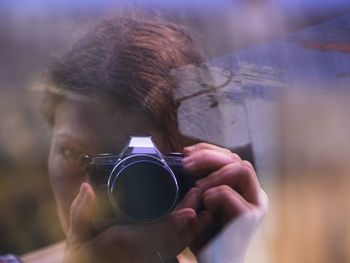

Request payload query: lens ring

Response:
[108,154,179,224]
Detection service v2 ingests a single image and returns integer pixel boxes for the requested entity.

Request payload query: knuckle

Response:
[241,163,256,178]
[216,184,233,192]
[196,142,209,150]
[259,189,269,213]
[230,152,241,160]
[218,162,243,179]
[222,148,232,154]
[187,187,199,195]
[196,149,212,162]
[242,160,253,168]
[227,161,243,171]
[242,209,263,223]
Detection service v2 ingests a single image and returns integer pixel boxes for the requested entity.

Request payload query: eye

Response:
[60,147,83,165]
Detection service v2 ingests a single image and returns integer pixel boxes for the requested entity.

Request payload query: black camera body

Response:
[82,136,194,225]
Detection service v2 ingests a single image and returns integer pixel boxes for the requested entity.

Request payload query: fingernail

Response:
[182,156,190,163]
[78,183,88,202]
[80,184,94,211]
[196,180,209,191]
[182,157,193,171]
[183,145,195,155]
[80,183,87,194]
[175,211,196,227]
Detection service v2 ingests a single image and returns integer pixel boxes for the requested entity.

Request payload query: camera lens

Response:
[110,159,178,223]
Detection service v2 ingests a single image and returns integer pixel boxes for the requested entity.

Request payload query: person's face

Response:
[48,98,168,233]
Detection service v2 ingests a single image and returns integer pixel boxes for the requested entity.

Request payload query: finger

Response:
[182,149,241,178]
[196,160,260,190]
[175,187,202,211]
[103,207,197,249]
[165,208,197,232]
[94,208,197,263]
[258,188,269,214]
[68,182,96,243]
[153,208,197,243]
[188,210,216,254]
[242,160,257,178]
[158,210,213,261]
[203,185,251,219]
[197,161,243,185]
[197,162,262,206]
[183,142,235,157]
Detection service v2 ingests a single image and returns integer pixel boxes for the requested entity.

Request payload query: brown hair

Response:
[43,16,204,150]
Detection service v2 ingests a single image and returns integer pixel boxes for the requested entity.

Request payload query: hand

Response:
[64,183,212,263]
[182,143,268,259]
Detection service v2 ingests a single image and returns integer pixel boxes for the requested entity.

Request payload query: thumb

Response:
[68,182,95,243]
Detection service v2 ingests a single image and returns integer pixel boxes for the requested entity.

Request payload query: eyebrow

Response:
[52,131,87,150]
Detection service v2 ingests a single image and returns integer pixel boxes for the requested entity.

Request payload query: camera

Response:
[81,136,195,225]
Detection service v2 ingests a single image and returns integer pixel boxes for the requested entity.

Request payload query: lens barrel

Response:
[108,154,179,223]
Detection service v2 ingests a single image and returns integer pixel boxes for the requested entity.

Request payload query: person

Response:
[33,16,267,263]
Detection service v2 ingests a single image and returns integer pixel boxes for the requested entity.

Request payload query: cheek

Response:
[48,149,86,232]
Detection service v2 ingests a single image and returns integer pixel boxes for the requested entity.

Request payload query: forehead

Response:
[54,99,117,132]
[52,98,155,152]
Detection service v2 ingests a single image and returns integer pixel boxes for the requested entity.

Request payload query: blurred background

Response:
[1,1,350,262]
